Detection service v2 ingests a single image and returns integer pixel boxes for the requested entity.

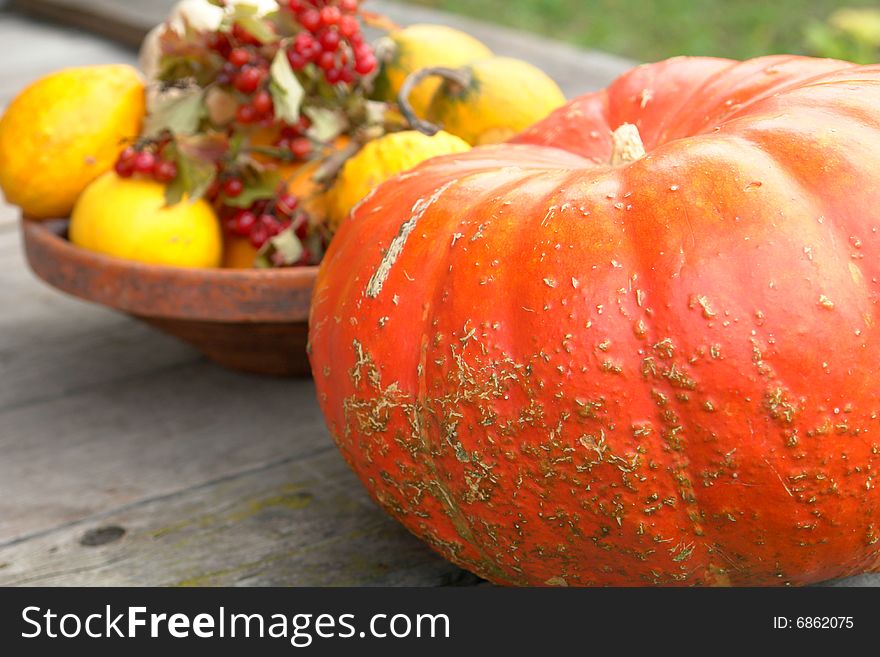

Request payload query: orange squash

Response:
[309,56,880,586]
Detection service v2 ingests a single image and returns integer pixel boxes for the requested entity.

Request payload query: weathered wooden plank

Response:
[8,0,155,48]
[0,448,477,586]
[0,355,332,542]
[0,206,16,228]
[0,14,136,102]
[819,573,880,587]
[0,229,200,412]
[1,225,323,547]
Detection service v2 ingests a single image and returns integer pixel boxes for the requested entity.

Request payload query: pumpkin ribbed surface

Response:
[309,56,880,586]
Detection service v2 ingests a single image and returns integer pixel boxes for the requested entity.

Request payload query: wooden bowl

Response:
[22,218,318,376]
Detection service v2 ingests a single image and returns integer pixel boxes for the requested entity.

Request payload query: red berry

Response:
[133,151,156,175]
[114,158,134,178]
[207,32,231,55]
[228,48,251,67]
[276,193,299,216]
[294,218,309,240]
[236,104,259,124]
[353,42,372,59]
[252,90,273,114]
[325,67,342,84]
[259,105,276,123]
[288,0,303,12]
[317,51,335,71]
[234,66,263,94]
[206,179,222,200]
[320,29,341,51]
[340,0,359,12]
[259,213,280,234]
[320,6,341,26]
[299,8,321,31]
[354,55,377,75]
[234,210,257,237]
[223,178,244,198]
[114,147,136,177]
[290,137,312,160]
[294,32,317,55]
[118,146,136,162]
[153,159,178,183]
[250,226,270,249]
[338,15,359,38]
[287,50,307,70]
[339,67,355,84]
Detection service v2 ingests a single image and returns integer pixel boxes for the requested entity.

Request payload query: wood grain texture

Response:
[0,222,198,414]
[0,449,478,586]
[0,6,875,587]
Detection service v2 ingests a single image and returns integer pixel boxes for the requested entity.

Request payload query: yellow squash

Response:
[374,24,492,117]
[327,130,470,232]
[426,57,566,145]
[70,172,222,269]
[0,64,145,219]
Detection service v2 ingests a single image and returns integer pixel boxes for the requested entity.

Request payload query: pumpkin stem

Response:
[610,123,646,165]
[398,66,473,136]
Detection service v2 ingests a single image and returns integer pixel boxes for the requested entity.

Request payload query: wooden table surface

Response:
[0,1,876,587]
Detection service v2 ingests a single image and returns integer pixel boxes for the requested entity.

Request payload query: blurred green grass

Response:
[403,0,877,61]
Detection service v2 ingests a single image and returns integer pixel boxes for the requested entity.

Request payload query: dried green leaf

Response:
[225,4,276,44]
[256,228,304,268]
[165,154,215,206]
[264,7,299,38]
[155,28,223,85]
[364,100,390,126]
[145,88,206,137]
[177,132,229,162]
[164,135,225,205]
[304,106,347,142]
[269,49,304,124]
[227,130,246,158]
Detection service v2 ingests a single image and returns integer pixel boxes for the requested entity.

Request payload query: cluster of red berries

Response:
[220,192,311,254]
[273,117,314,161]
[284,0,377,85]
[209,25,276,125]
[114,145,178,183]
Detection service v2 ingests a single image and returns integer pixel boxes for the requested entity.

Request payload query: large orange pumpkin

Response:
[308,56,880,586]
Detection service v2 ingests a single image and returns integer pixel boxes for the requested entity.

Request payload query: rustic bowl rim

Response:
[22,217,319,323]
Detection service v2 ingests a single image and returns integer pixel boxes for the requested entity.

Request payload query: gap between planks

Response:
[0,449,479,587]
